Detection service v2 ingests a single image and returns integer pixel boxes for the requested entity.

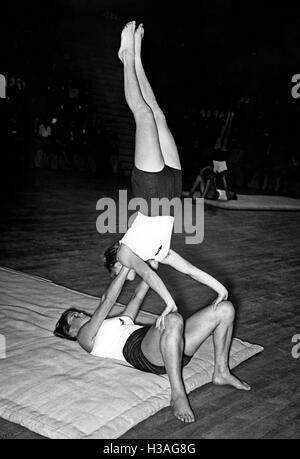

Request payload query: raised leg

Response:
[188,174,207,196]
[222,112,234,152]
[141,313,195,423]
[215,111,234,152]
[184,301,251,391]
[134,24,181,170]
[118,22,164,172]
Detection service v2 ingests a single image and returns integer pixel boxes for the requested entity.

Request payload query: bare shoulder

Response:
[118,243,142,269]
[117,243,130,264]
[77,323,94,353]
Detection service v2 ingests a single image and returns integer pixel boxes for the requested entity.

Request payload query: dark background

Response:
[1,0,300,193]
[2,0,300,103]
[0,1,299,440]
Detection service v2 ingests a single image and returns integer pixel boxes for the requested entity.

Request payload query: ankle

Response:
[122,49,135,62]
[214,364,229,376]
[171,390,187,402]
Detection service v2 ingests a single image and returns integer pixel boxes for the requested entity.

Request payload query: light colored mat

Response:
[0,267,263,439]
[182,192,300,210]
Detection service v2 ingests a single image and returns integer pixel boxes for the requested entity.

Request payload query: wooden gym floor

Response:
[0,170,299,439]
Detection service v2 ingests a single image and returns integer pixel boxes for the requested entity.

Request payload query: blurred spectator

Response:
[227,141,246,188]
[184,165,237,201]
[38,119,52,139]
[285,152,300,196]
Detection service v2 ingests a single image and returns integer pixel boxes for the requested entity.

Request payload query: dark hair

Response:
[53,308,84,341]
[104,241,120,273]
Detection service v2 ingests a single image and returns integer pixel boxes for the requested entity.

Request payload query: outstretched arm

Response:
[117,244,177,311]
[118,245,177,330]
[123,260,159,321]
[77,266,130,352]
[200,177,212,198]
[199,167,215,198]
[161,249,228,307]
[122,281,150,322]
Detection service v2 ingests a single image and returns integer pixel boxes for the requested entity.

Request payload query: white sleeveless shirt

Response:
[213,160,228,173]
[120,212,174,262]
[91,316,143,362]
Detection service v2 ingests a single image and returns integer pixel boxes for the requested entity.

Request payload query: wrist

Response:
[167,300,176,308]
[120,266,130,275]
[217,286,227,296]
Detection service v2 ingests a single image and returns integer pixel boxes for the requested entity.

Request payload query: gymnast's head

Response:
[104,241,136,281]
[53,308,91,341]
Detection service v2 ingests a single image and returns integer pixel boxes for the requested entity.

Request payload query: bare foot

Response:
[118,21,136,63]
[213,371,251,391]
[171,394,195,423]
[134,23,144,57]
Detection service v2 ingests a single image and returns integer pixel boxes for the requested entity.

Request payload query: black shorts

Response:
[122,326,192,375]
[131,165,182,216]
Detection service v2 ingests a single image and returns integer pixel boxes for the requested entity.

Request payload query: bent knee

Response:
[134,103,154,122]
[217,301,235,321]
[153,109,166,124]
[164,312,184,330]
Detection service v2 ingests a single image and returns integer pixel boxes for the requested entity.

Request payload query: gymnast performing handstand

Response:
[185,111,237,200]
[54,23,250,423]
[54,262,251,424]
[104,21,228,329]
